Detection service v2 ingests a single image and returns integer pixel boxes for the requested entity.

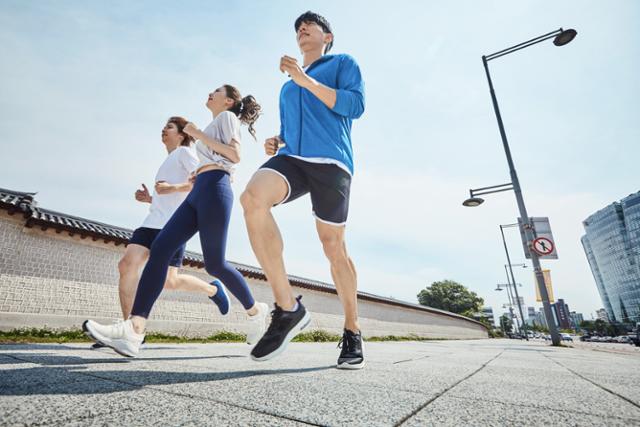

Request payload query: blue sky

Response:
[1,1,638,321]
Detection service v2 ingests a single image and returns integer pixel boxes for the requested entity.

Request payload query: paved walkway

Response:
[2,339,639,426]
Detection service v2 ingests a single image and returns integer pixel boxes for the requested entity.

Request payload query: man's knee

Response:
[320,235,347,264]
[240,186,268,214]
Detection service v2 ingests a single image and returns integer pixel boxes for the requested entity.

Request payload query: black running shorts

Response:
[128,227,186,267]
[260,155,352,226]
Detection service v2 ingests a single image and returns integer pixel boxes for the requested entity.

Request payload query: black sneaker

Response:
[337,329,365,370]
[250,296,311,361]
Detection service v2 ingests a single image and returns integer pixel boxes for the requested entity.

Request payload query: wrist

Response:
[301,75,316,89]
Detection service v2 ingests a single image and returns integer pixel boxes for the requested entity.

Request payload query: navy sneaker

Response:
[337,329,365,370]
[209,279,230,315]
[250,296,311,361]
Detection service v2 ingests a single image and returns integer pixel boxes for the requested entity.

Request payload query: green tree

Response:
[417,280,484,317]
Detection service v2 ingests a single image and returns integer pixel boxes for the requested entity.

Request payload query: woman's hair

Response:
[223,84,262,140]
[167,116,195,146]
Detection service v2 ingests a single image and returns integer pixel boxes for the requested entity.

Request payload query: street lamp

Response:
[462,28,576,346]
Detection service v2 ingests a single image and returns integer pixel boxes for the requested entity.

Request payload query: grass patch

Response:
[0,328,448,344]
[292,330,341,342]
[366,334,445,342]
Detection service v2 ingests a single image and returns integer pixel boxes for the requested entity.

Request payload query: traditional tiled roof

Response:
[0,187,486,327]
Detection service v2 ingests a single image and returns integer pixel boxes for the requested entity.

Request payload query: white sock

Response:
[285,301,299,312]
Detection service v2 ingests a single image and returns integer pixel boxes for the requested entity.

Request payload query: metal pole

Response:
[501,226,528,340]
[483,56,561,346]
[502,267,520,334]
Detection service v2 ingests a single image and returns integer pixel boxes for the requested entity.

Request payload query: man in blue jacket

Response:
[241,11,365,369]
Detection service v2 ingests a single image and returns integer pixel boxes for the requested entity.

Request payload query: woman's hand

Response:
[183,122,200,137]
[135,184,152,203]
[155,181,175,195]
[264,136,285,156]
[188,172,197,185]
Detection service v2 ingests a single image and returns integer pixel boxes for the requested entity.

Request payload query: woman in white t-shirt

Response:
[85,86,268,357]
[113,117,223,327]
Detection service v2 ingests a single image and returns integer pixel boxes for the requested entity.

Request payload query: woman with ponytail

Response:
[84,85,267,357]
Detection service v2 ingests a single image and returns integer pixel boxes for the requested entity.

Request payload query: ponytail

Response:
[224,84,262,140]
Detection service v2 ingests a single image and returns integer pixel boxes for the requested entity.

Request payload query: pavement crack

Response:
[394,350,504,426]
[393,355,430,365]
[541,352,640,410]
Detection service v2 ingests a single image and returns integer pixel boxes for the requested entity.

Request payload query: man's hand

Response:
[155,181,175,195]
[280,55,313,88]
[264,136,285,156]
[183,122,200,137]
[135,183,152,203]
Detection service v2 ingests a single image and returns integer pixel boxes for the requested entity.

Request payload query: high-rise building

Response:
[553,299,572,329]
[582,191,640,324]
[569,311,584,328]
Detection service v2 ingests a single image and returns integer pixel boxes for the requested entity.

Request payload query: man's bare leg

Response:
[316,220,360,332]
[240,170,296,310]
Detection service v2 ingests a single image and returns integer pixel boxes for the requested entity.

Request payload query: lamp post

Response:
[501,224,528,340]
[462,28,576,346]
[495,283,519,334]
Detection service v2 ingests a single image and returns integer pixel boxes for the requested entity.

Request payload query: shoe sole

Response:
[82,320,137,358]
[336,360,366,370]
[250,311,311,362]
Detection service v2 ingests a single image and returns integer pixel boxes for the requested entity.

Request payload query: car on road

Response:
[560,333,573,342]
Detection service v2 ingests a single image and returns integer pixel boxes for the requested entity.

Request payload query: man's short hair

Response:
[294,11,333,53]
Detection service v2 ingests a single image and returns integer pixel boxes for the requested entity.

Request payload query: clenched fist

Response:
[135,183,152,203]
[264,136,286,156]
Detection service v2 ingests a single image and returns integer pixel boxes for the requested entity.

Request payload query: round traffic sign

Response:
[532,237,554,256]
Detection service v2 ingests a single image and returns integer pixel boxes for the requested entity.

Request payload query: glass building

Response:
[581,191,640,324]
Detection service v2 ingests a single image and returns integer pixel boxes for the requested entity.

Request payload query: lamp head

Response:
[553,29,577,46]
[462,197,485,207]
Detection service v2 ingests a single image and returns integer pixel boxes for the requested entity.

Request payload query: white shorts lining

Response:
[312,211,347,227]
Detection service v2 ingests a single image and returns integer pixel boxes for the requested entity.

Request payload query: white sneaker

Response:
[83,319,144,358]
[246,302,269,346]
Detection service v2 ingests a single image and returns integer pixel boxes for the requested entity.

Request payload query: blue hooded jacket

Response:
[277,54,365,175]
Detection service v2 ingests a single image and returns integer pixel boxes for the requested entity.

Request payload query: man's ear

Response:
[324,32,334,45]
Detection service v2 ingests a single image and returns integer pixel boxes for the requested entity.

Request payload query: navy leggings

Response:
[131,170,255,318]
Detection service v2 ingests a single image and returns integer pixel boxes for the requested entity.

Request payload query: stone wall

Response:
[0,212,487,339]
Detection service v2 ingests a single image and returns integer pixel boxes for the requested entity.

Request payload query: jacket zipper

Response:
[296,56,332,156]
[298,85,303,155]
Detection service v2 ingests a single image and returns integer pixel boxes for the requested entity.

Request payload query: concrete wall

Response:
[0,212,487,339]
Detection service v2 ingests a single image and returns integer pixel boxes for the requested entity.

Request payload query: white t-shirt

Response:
[195,111,241,174]
[140,146,199,229]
